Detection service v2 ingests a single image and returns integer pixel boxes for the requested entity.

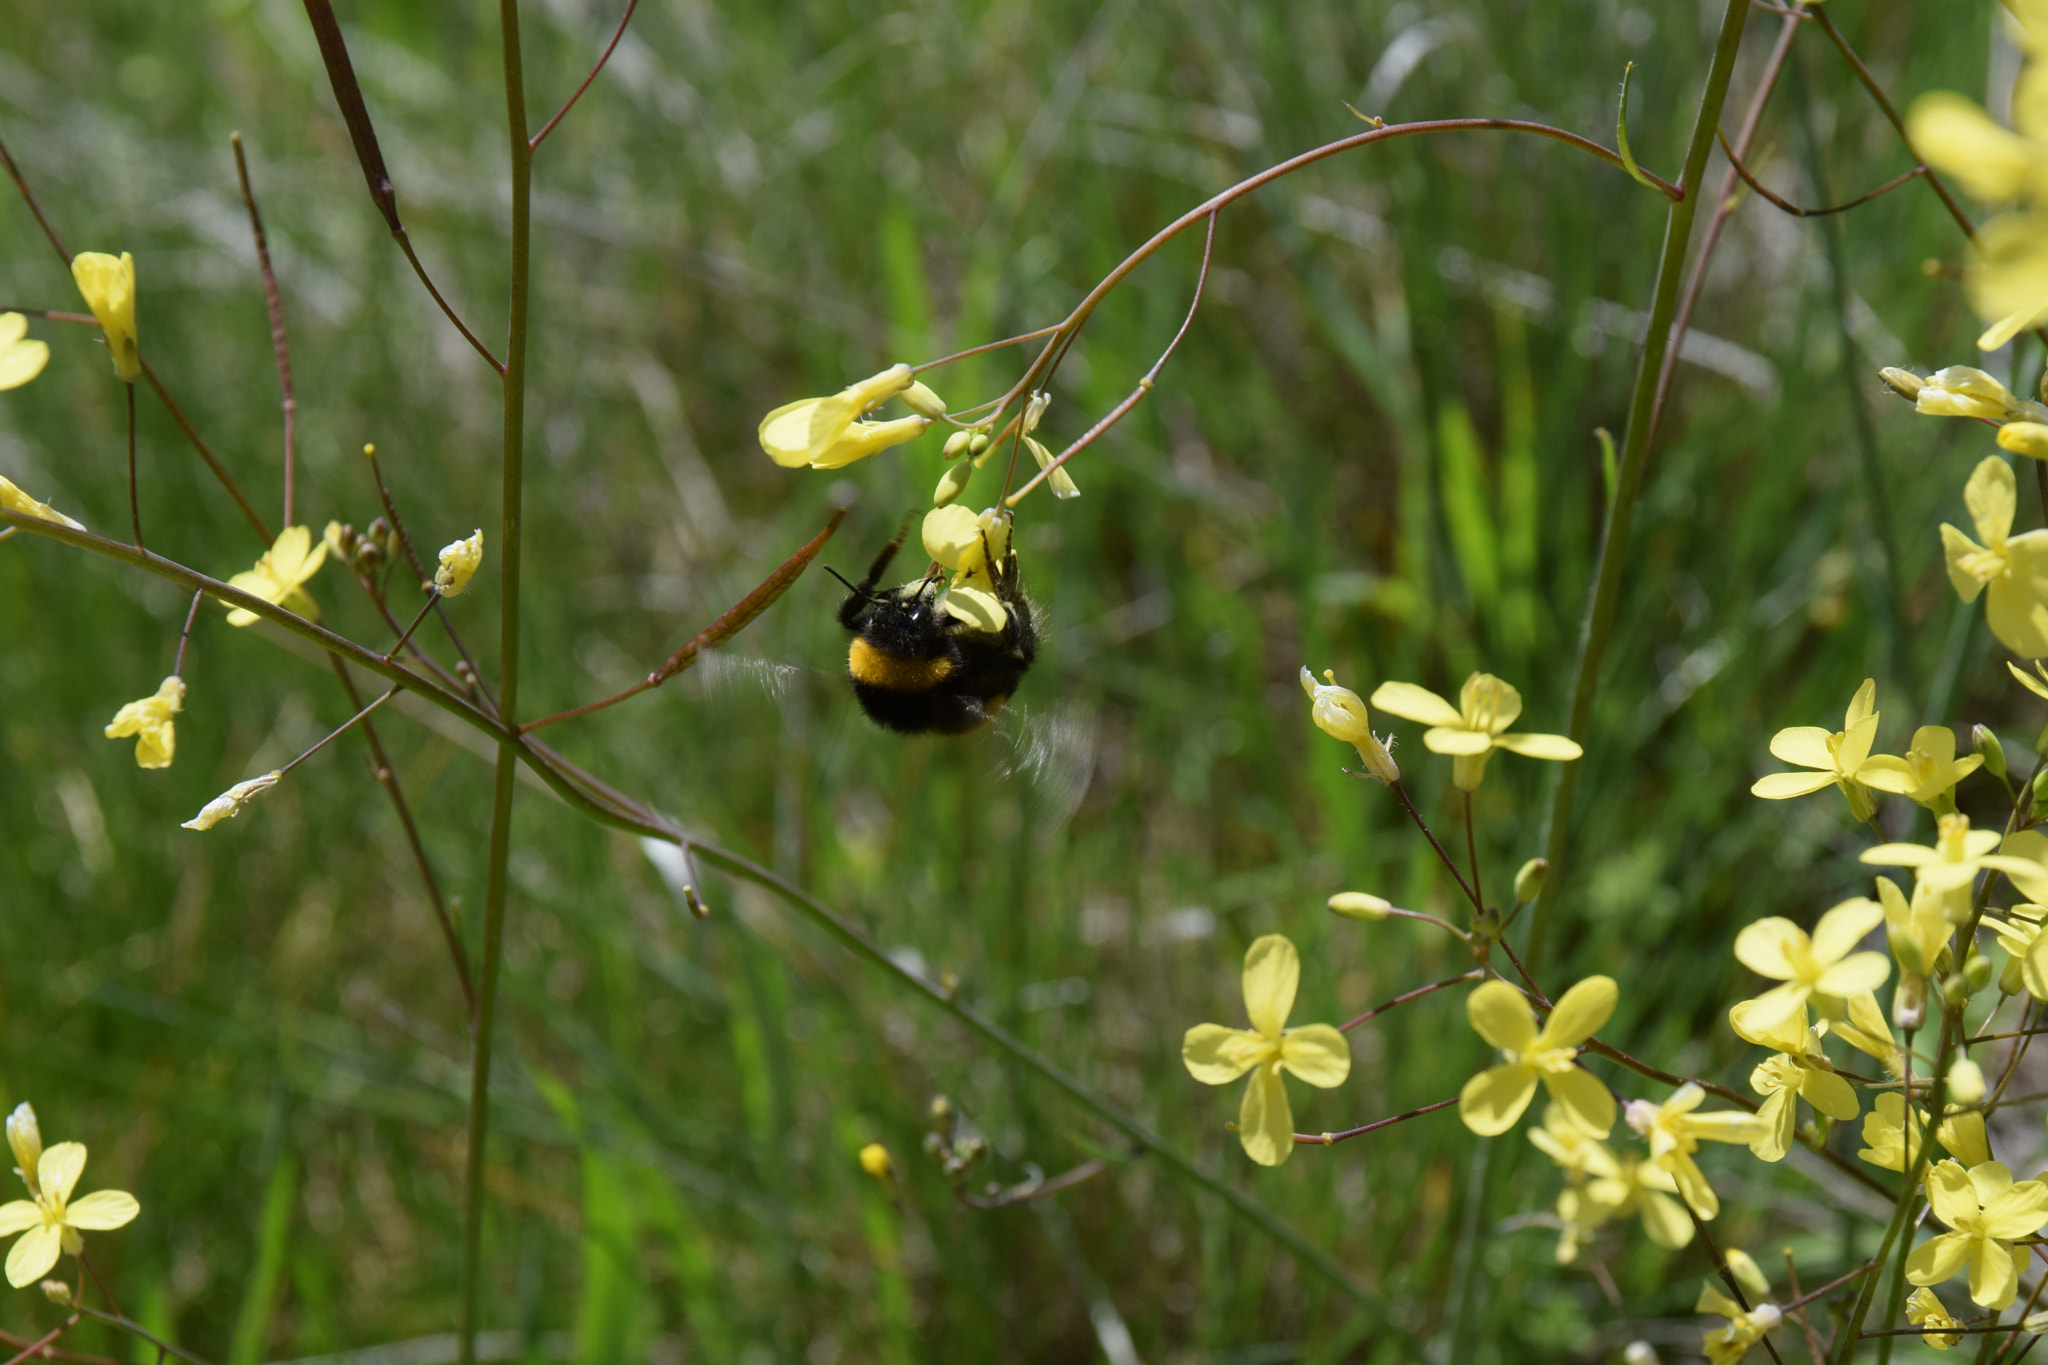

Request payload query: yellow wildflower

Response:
[1580,1141,1693,1250]
[1299,667,1399,785]
[1749,678,1889,820]
[1906,1286,1965,1351]
[1731,898,1889,1031]
[1860,725,1983,811]
[1369,672,1581,791]
[1625,1085,1770,1218]
[1878,876,1955,982]
[1859,1094,1927,1172]
[224,525,327,627]
[0,475,84,531]
[103,675,185,770]
[1696,1281,1782,1365]
[1906,1159,2048,1309]
[181,771,281,831]
[1726,1002,1858,1162]
[1458,976,1616,1138]
[921,505,1011,632]
[0,313,49,391]
[69,251,139,382]
[0,1104,139,1289]
[1912,366,2048,423]
[1942,458,2048,657]
[1864,812,2045,925]
[1938,1108,1992,1167]
[757,364,931,469]
[1182,934,1351,1167]
[434,529,483,597]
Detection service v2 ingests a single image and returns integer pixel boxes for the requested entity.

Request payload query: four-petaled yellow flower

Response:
[69,251,139,382]
[225,525,328,627]
[1299,667,1399,785]
[1941,458,2048,658]
[1370,673,1581,791]
[1458,976,1616,1138]
[1750,678,1889,821]
[1182,934,1351,1167]
[1696,1282,1782,1365]
[1731,898,1889,1031]
[1864,813,2045,926]
[1860,725,1983,812]
[1625,1085,1770,1218]
[922,505,1011,632]
[1726,1001,1859,1162]
[1907,1160,2048,1309]
[758,364,932,469]
[104,675,185,770]
[0,1104,139,1289]
[1907,1286,1965,1351]
[435,529,484,597]
[0,313,50,391]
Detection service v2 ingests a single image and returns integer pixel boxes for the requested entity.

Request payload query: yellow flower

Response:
[1942,458,2048,658]
[1907,1160,2048,1309]
[1859,1094,1927,1171]
[1749,677,1890,820]
[1581,1141,1694,1250]
[1830,989,1906,1080]
[1181,934,1351,1167]
[1906,1286,1965,1351]
[1299,668,1399,785]
[0,475,84,531]
[0,313,50,391]
[104,675,185,770]
[1696,1281,1782,1365]
[1726,1002,1858,1163]
[757,364,930,469]
[1731,898,1890,1031]
[434,529,483,597]
[921,505,1011,632]
[69,251,139,382]
[0,1105,139,1289]
[1938,1107,1992,1168]
[1369,673,1581,791]
[1860,725,1983,810]
[181,771,281,831]
[225,525,327,627]
[1912,366,2048,423]
[1458,976,1616,1138]
[1625,1085,1770,1218]
[1864,812,2045,926]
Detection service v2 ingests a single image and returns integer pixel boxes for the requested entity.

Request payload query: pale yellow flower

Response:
[1941,458,2048,657]
[1906,1286,1964,1350]
[225,525,327,627]
[1299,667,1399,785]
[1731,898,1889,1031]
[1749,678,1889,820]
[1696,1282,1782,1365]
[1907,1160,2048,1309]
[69,251,138,382]
[0,475,84,531]
[1859,1093,1927,1172]
[0,1105,139,1289]
[1912,366,2048,423]
[921,505,1011,632]
[1580,1141,1693,1250]
[181,771,281,831]
[1865,813,2045,925]
[1625,1085,1770,1218]
[758,364,930,469]
[104,675,185,770]
[1860,725,1983,810]
[1182,935,1351,1166]
[1369,673,1581,791]
[434,529,483,597]
[1459,976,1616,1138]
[0,313,49,391]
[1726,1002,1858,1162]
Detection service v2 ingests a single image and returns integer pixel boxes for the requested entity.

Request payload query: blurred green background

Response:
[0,0,2028,1360]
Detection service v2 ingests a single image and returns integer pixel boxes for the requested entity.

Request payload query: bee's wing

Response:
[681,651,810,704]
[995,700,1097,833]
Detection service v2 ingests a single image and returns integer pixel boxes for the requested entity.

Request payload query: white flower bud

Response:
[1327,892,1392,922]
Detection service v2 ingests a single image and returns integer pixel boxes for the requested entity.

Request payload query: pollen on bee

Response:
[848,637,956,691]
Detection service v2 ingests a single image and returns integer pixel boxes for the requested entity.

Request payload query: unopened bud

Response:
[928,1095,955,1134]
[681,883,709,920]
[1023,391,1050,434]
[942,429,973,460]
[1622,1344,1660,1365]
[934,461,974,507]
[2001,421,2048,462]
[1892,974,1927,1031]
[1724,1248,1770,1302]
[900,380,947,419]
[1975,724,2009,777]
[969,432,991,456]
[1949,1057,1987,1107]
[1943,972,1972,1008]
[1879,367,1925,401]
[2032,774,2048,819]
[2004,951,2027,998]
[1328,892,1392,922]
[1965,952,1995,995]
[2027,1309,2048,1334]
[1513,858,1548,905]
[858,1142,893,1182]
[38,1280,71,1306]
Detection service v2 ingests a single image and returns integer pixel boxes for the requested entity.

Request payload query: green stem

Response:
[1525,0,1750,973]
[458,4,532,1363]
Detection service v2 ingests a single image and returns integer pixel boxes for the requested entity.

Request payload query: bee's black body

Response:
[837,527,1037,735]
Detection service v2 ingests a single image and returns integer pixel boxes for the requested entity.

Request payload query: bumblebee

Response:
[834,522,1038,735]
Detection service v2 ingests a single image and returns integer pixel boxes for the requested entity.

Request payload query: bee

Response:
[832,519,1038,735]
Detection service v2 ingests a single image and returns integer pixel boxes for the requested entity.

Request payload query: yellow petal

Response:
[1970,213,2048,347]
[1939,1110,1992,1168]
[808,414,929,470]
[1638,1190,1694,1249]
[1968,1238,2019,1309]
[0,331,49,391]
[1751,771,1839,799]
[1279,1024,1351,1088]
[1240,934,1299,1039]
[37,1143,85,1206]
[70,250,138,382]
[1926,1160,1982,1228]
[1943,524,1994,602]
[1421,727,1493,755]
[1750,1087,1794,1162]
[1815,952,1891,998]
[1968,456,2019,546]
[1800,1069,1860,1123]
[1910,92,2039,200]
[1812,899,1885,960]
[1769,726,1837,769]
[938,583,1007,633]
[1906,1232,1970,1289]
[0,1203,38,1237]
[1237,1064,1292,1167]
[1459,1063,1538,1136]
[1538,975,1617,1048]
[4,1224,60,1288]
[1182,1024,1267,1085]
[1541,1066,1614,1139]
[1734,918,1808,981]
[759,396,848,467]
[1493,731,1582,761]
[63,1189,138,1231]
[1466,979,1538,1052]
[1981,1180,2048,1240]
[1367,681,1464,727]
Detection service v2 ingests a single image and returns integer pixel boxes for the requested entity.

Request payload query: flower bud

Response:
[1918,366,2033,421]
[968,433,991,457]
[942,429,973,460]
[2032,774,2048,820]
[2002,421,2048,461]
[1892,974,1926,1031]
[1724,1248,1770,1302]
[1878,367,1925,402]
[859,1142,893,1182]
[1513,858,1548,905]
[1327,891,1392,922]
[435,529,484,597]
[1300,666,1399,786]
[1023,391,1050,434]
[6,1104,41,1198]
[2003,951,2027,998]
[934,461,974,508]
[1750,1305,1783,1331]
[900,380,947,419]
[1965,951,1995,995]
[38,1280,71,1307]
[1974,724,2009,777]
[1949,1057,1987,1107]
[1942,972,1972,1008]
[928,1094,955,1136]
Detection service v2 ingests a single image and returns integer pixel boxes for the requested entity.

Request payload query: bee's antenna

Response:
[825,565,862,595]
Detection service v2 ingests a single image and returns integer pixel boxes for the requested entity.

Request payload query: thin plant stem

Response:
[386,594,438,660]
[529,0,642,150]
[173,589,203,675]
[1290,1097,1463,1146]
[123,383,141,549]
[142,362,272,544]
[1525,0,1751,973]
[1784,1249,1829,1365]
[1686,1203,1787,1365]
[1389,780,1482,912]
[392,230,505,376]
[1463,790,1483,912]
[1877,1023,1918,1365]
[1337,970,1485,1032]
[913,323,1065,375]
[70,1307,209,1365]
[1717,130,1926,218]
[230,132,298,528]
[363,445,497,714]
[4,1322,75,1365]
[277,686,401,778]
[960,1157,1115,1209]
